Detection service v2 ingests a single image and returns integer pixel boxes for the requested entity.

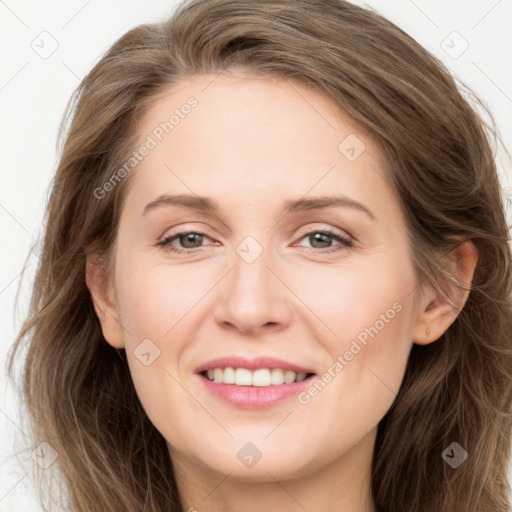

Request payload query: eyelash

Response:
[156,228,354,254]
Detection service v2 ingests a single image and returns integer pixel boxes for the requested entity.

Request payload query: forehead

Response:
[140,71,355,155]
[123,72,400,224]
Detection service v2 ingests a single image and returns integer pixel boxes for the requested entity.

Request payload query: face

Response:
[94,70,425,482]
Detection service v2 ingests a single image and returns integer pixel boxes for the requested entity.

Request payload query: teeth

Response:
[271,368,285,385]
[223,367,235,384]
[252,369,271,387]
[284,370,296,384]
[235,368,252,386]
[204,367,310,386]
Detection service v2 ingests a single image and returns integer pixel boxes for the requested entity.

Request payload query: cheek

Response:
[113,263,197,443]
[115,258,211,341]
[289,253,415,349]
[294,256,415,414]
[291,304,413,474]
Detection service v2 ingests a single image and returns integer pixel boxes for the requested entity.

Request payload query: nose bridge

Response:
[232,236,270,297]
[214,233,290,333]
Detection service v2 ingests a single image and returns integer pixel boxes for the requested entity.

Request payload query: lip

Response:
[194,355,317,409]
[194,356,316,374]
[197,374,315,409]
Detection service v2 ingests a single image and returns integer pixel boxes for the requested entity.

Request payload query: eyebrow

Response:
[142,194,376,221]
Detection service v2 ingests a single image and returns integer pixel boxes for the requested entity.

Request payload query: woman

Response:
[8,0,512,511]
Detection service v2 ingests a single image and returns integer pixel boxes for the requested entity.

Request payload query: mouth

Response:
[199,367,316,386]
[196,361,317,409]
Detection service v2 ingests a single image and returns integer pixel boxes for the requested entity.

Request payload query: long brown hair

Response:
[7,1,512,510]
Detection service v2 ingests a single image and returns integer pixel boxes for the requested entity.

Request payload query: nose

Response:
[213,245,292,336]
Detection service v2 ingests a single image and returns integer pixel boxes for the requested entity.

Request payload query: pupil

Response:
[311,233,330,248]
[182,233,202,248]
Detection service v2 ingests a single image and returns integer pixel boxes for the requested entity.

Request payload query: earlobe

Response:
[85,252,125,349]
[413,240,479,345]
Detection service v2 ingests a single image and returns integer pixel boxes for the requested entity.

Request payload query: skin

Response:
[86,69,479,512]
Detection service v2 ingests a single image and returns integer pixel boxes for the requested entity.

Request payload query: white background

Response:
[1,1,511,510]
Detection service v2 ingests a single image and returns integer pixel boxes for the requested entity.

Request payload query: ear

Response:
[412,240,479,345]
[85,252,125,349]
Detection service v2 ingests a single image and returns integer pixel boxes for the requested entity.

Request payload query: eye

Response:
[294,229,353,252]
[157,231,215,253]
[157,228,353,254]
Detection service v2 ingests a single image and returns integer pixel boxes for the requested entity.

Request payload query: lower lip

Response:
[198,374,315,409]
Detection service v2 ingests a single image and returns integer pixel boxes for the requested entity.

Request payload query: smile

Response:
[202,367,313,386]
[197,368,317,409]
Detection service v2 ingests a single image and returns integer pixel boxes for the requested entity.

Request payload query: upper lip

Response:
[195,356,316,375]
